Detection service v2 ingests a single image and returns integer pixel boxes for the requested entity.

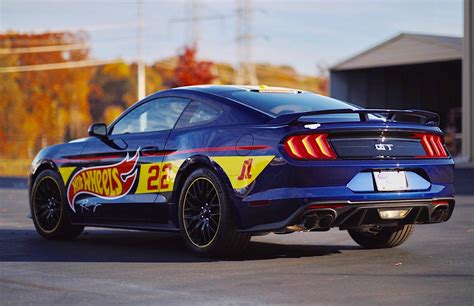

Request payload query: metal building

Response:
[329,31,470,159]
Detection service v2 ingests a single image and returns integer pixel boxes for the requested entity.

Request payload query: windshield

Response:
[225,90,385,122]
[226,91,356,116]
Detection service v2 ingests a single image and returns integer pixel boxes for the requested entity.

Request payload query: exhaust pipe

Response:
[286,215,318,232]
[301,215,318,230]
[318,214,334,228]
[431,206,449,222]
[286,211,335,232]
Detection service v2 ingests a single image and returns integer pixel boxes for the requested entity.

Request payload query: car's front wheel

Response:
[30,169,84,240]
[178,167,250,257]
[348,224,415,249]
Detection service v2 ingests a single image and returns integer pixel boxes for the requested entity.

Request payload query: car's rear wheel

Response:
[178,168,250,257]
[348,224,415,249]
[30,169,84,240]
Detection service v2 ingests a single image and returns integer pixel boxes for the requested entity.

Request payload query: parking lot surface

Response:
[0,186,473,305]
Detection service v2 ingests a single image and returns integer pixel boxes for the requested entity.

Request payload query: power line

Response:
[0,22,139,35]
[0,43,88,55]
[235,0,258,85]
[137,0,145,100]
[0,59,123,73]
[168,0,227,48]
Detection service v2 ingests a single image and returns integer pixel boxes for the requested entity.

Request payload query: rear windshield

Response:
[226,91,356,116]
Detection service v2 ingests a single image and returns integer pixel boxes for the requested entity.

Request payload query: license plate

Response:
[373,171,408,191]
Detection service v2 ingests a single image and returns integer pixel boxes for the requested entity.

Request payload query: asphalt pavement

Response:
[0,172,473,305]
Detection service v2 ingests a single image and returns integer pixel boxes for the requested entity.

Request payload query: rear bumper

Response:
[237,196,455,233]
[304,198,454,229]
[234,156,454,233]
[235,172,454,232]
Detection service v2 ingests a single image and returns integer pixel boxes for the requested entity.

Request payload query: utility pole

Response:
[189,0,200,47]
[169,0,225,48]
[137,0,146,100]
[235,0,258,85]
[462,0,474,162]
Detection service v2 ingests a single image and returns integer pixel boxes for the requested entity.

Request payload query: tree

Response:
[0,31,94,158]
[0,52,26,156]
[89,62,131,122]
[124,63,164,106]
[174,46,214,86]
[103,105,125,125]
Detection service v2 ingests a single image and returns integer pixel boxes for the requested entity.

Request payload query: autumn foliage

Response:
[0,32,93,158]
[174,46,214,86]
[0,32,327,176]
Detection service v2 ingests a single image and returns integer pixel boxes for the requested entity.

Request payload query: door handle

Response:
[141,146,160,154]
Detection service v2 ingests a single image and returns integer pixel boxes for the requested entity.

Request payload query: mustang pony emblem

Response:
[67,150,140,212]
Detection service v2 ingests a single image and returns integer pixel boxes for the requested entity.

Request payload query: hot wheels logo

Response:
[67,150,139,212]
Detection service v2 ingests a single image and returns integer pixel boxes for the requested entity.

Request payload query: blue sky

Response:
[0,0,463,75]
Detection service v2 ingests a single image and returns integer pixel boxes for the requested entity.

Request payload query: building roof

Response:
[330,33,462,71]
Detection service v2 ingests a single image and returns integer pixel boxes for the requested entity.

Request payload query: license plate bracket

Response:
[373,171,408,191]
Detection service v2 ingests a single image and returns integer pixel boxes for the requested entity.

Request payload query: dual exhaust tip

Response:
[431,205,449,223]
[287,211,335,232]
[286,203,450,232]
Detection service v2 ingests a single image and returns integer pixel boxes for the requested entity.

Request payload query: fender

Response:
[172,154,234,200]
[170,154,241,226]
[30,159,60,192]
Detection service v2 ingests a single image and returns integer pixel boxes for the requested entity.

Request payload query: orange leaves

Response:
[0,32,93,158]
[104,105,125,125]
[174,46,214,86]
[0,32,329,167]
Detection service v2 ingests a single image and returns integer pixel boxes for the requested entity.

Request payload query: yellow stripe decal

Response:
[61,155,273,195]
[211,155,275,189]
[135,159,185,194]
[58,166,76,184]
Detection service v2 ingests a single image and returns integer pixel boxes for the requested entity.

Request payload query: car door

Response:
[73,97,190,224]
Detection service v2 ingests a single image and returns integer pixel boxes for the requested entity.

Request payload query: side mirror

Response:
[88,123,107,138]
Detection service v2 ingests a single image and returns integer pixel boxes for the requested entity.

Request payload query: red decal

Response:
[147,165,160,191]
[66,150,139,212]
[55,145,271,163]
[237,159,253,180]
[160,163,171,189]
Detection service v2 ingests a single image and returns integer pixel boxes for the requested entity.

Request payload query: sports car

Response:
[29,85,455,256]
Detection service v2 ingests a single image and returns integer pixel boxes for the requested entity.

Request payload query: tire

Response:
[348,224,415,249]
[178,167,251,257]
[30,169,84,240]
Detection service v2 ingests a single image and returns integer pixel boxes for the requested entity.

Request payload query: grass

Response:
[0,159,31,177]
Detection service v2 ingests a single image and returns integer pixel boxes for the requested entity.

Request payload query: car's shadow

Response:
[0,228,359,263]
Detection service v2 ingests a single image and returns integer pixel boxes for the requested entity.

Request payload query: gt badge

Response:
[66,150,139,212]
[375,143,394,151]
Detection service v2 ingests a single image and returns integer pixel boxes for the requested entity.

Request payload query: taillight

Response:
[284,133,336,160]
[414,133,448,158]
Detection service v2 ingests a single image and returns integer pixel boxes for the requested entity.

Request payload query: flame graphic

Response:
[67,150,140,212]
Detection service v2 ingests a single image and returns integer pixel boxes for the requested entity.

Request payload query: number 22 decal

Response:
[147,163,172,191]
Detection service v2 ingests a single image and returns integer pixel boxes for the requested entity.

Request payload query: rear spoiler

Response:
[269,108,440,126]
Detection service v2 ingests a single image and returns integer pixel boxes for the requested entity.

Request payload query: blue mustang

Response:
[29,85,455,256]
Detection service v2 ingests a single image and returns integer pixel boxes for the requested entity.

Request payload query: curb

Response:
[0,177,28,189]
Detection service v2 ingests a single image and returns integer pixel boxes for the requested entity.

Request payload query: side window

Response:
[175,100,223,129]
[111,97,189,135]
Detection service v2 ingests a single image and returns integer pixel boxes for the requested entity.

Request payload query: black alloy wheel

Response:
[178,168,251,257]
[30,169,84,240]
[32,176,63,233]
[183,177,221,247]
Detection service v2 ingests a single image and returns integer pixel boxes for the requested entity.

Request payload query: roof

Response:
[176,85,302,94]
[330,33,462,71]
[169,85,352,118]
